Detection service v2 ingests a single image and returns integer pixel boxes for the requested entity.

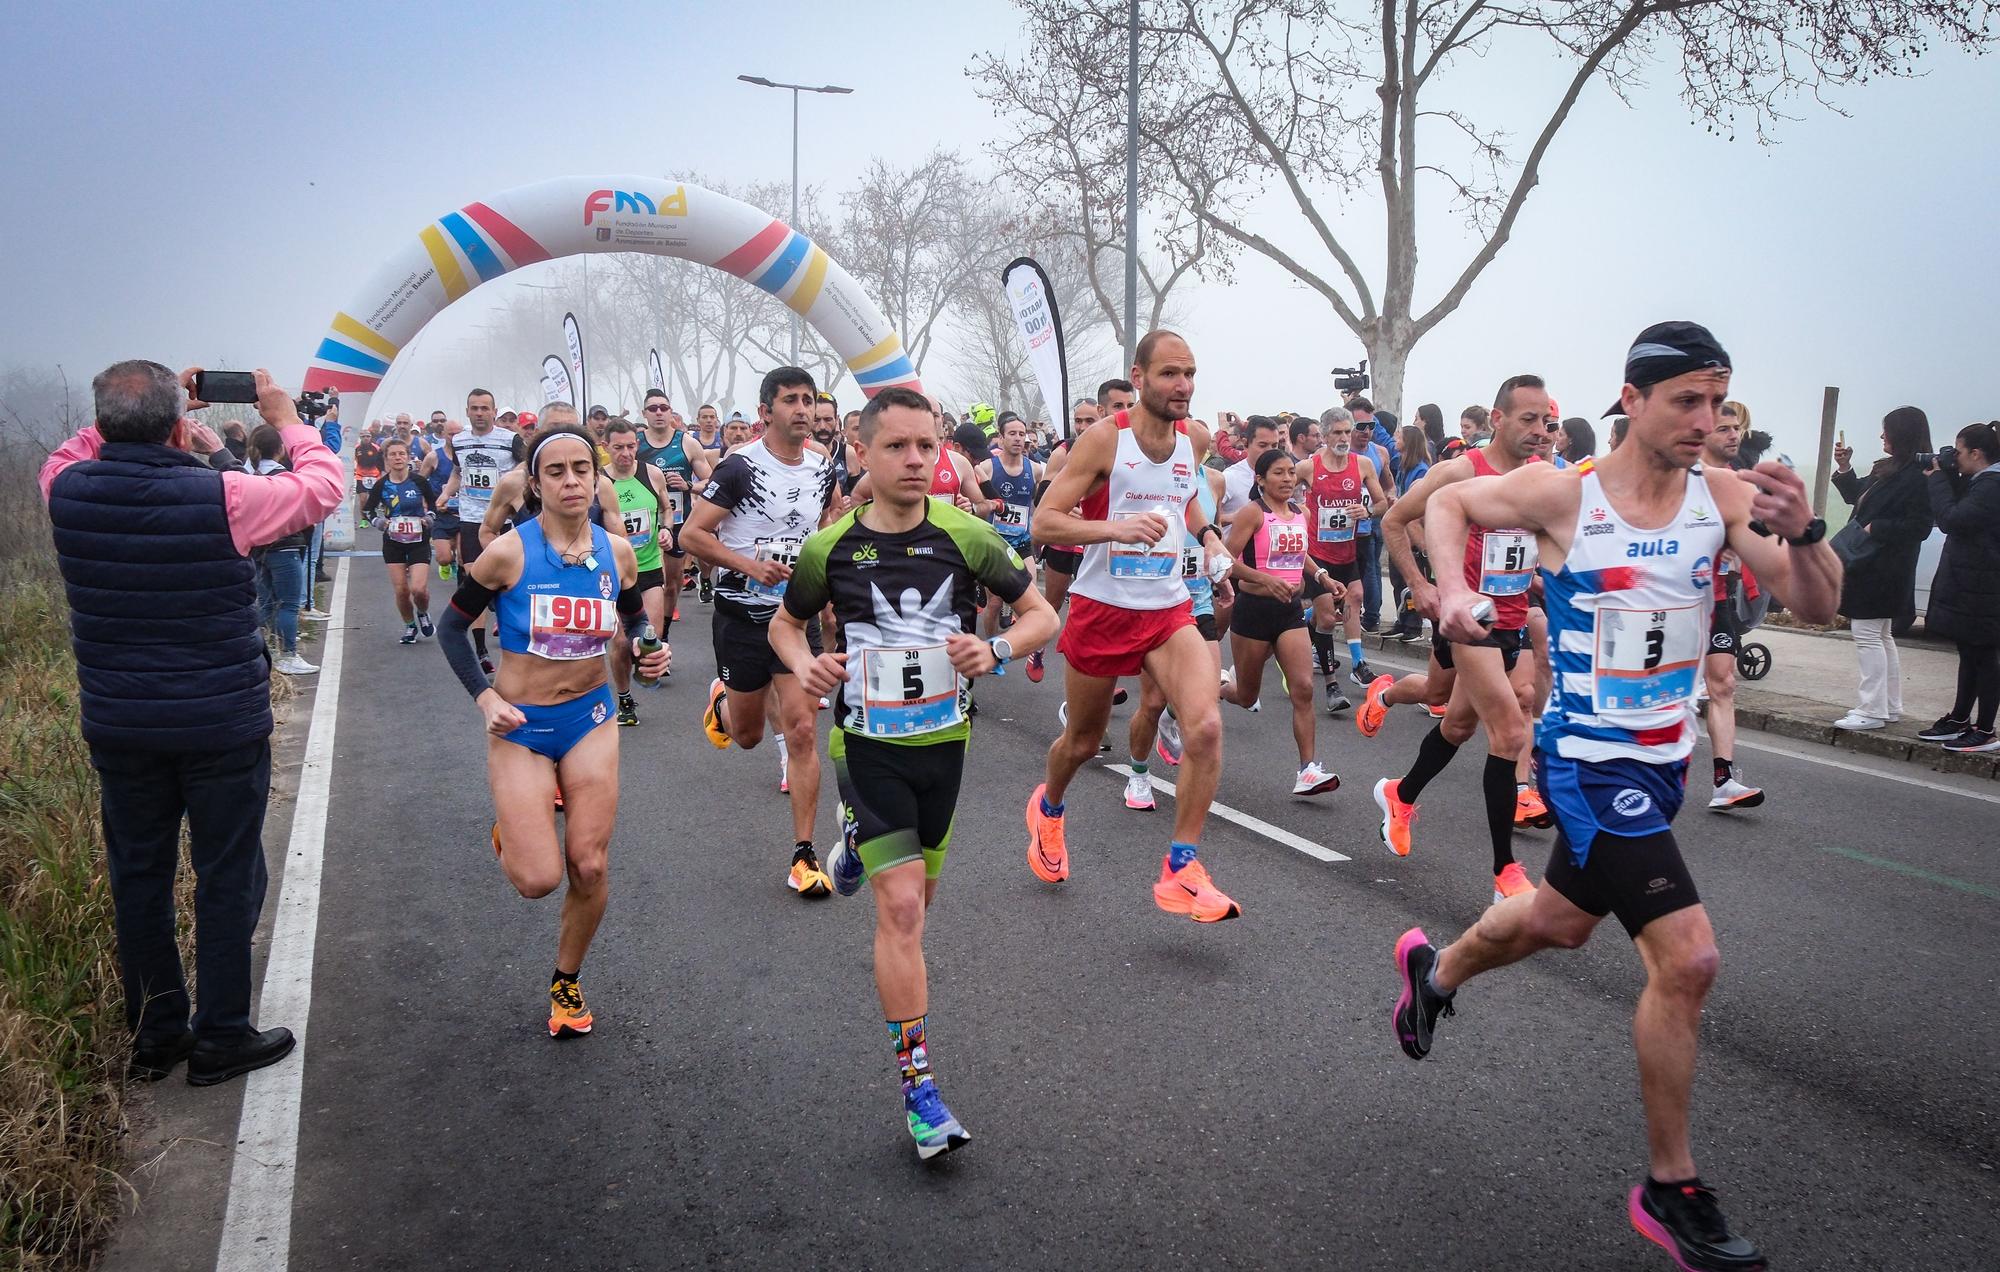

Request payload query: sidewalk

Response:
[1359,621,1999,782]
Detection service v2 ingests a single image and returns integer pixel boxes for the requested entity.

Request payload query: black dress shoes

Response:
[187,1026,297,1087]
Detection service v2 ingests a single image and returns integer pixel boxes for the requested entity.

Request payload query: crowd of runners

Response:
[332,320,1839,1272]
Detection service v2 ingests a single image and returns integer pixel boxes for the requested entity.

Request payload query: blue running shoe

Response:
[828,804,865,897]
[904,1081,970,1161]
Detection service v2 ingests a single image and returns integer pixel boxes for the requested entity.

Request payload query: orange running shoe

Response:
[702,677,732,749]
[1492,861,1534,903]
[1425,703,1448,719]
[1026,783,1069,882]
[1513,785,1553,829]
[1357,674,1394,738]
[1373,777,1418,857]
[1151,854,1241,922]
[788,846,833,897]
[548,975,593,1038]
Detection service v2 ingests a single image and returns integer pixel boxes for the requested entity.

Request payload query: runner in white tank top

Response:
[1023,331,1249,924]
[1378,322,1842,1272]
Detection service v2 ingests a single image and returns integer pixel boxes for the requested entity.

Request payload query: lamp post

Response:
[737,74,853,366]
[1124,0,1139,372]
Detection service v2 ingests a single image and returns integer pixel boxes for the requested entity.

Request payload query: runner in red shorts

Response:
[1025,330,1241,922]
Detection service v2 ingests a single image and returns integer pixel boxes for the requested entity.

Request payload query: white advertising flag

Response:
[563,312,587,411]
[541,354,573,406]
[1001,257,1069,438]
[648,347,666,393]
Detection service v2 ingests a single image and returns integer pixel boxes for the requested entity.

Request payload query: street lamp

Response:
[737,74,853,365]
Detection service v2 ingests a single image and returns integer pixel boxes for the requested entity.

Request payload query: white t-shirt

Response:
[1221,459,1257,519]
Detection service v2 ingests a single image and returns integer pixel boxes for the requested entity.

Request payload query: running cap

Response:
[588,404,609,419]
[952,421,993,461]
[726,410,747,423]
[1603,321,1731,417]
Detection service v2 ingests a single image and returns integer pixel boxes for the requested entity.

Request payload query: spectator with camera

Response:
[39,363,345,1086]
[1829,407,1936,731]
[1916,421,2000,752]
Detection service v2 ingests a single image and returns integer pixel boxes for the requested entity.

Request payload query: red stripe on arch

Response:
[304,367,383,394]
[715,221,789,278]
[462,202,551,266]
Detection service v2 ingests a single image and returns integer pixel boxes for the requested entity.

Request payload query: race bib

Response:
[1479,530,1538,596]
[1108,511,1180,578]
[465,469,495,491]
[1315,503,1356,544]
[1180,543,1202,579]
[385,515,425,545]
[860,645,963,737]
[621,506,654,550]
[992,501,1029,530]
[1593,603,1705,712]
[528,593,617,661]
[746,537,803,599]
[1266,520,1307,574]
[666,487,690,526]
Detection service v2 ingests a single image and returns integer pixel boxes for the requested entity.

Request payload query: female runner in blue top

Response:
[359,438,438,644]
[437,428,668,1039]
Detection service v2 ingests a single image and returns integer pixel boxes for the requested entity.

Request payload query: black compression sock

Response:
[1310,628,1338,677]
[1483,755,1517,873]
[1398,725,1459,804]
[1713,757,1732,786]
[659,613,673,643]
[552,967,578,984]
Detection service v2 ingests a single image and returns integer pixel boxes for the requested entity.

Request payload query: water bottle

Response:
[636,621,664,687]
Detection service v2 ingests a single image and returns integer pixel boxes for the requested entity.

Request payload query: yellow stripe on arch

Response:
[785,246,831,317]
[419,225,470,301]
[848,330,903,373]
[331,312,399,361]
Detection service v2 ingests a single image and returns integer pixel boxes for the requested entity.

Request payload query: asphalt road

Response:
[118,549,2000,1271]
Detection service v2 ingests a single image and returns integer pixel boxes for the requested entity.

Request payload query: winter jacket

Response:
[1923,467,2000,644]
[1831,460,1933,622]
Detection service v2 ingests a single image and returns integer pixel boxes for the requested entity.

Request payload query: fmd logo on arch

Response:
[584,187,689,226]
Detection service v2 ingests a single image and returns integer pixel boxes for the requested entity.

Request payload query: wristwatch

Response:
[988,636,1013,666]
[1784,517,1827,547]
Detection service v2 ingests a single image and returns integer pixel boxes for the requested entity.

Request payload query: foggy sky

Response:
[4,0,1995,466]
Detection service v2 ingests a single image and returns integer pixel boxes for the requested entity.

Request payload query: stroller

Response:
[1724,567,1775,681]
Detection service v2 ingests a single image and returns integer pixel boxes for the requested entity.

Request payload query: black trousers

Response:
[90,739,272,1044]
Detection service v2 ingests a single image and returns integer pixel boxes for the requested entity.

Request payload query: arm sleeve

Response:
[38,426,105,502]
[220,422,347,555]
[436,604,494,699]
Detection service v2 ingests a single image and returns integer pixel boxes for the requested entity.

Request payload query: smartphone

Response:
[193,370,258,403]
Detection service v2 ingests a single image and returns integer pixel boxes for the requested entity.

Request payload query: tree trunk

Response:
[1363,325,1411,425]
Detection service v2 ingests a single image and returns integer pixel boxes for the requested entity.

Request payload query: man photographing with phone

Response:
[40,362,346,1087]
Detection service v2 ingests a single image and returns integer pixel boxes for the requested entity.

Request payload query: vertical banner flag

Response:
[648,348,666,394]
[1002,257,1070,439]
[541,354,573,406]
[563,311,587,411]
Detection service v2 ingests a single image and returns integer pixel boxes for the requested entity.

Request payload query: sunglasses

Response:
[644,403,672,412]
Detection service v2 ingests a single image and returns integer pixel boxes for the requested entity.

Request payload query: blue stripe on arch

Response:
[752,232,810,294]
[314,339,390,375]
[440,212,506,283]
[855,355,916,386]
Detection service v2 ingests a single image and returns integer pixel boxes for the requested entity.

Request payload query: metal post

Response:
[1123,0,1139,370]
[790,87,802,367]
[1813,386,1840,516]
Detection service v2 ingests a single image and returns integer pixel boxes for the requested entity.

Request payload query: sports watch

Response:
[988,636,1013,666]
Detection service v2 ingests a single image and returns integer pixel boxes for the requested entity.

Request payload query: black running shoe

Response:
[1324,683,1352,715]
[1350,661,1376,687]
[1391,928,1454,1060]
[1629,1178,1767,1271]
[617,693,638,727]
[698,577,714,604]
[1917,715,1969,742]
[1943,727,1999,754]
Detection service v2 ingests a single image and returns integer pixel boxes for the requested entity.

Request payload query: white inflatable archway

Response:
[302,175,923,548]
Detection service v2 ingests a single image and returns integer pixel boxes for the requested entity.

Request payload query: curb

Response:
[1354,629,2000,784]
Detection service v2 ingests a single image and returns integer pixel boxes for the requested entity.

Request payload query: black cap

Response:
[588,404,609,418]
[1603,321,1731,417]
[952,422,992,463]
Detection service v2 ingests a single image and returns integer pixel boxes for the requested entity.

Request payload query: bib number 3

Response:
[1593,604,1704,712]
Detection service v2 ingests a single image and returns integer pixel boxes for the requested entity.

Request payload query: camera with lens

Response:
[1331,361,1371,395]
[296,390,331,420]
[1935,444,1959,474]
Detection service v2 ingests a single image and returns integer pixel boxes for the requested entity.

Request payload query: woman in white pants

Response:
[1830,406,1935,730]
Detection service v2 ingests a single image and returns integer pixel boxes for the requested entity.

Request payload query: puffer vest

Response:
[47,442,272,751]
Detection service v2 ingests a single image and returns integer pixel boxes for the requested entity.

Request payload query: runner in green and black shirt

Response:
[771,386,1058,1163]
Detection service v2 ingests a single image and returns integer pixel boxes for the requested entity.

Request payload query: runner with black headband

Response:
[436,426,669,1039]
[1390,321,1839,1272]
[357,438,438,644]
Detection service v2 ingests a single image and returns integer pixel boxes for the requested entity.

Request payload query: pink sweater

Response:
[40,422,346,557]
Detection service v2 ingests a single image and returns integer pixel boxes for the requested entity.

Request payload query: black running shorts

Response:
[712,607,819,694]
[1543,827,1702,938]
[830,730,964,880]
[1707,602,1741,658]
[1433,625,1523,673]
[1040,544,1083,576]
[1230,591,1306,644]
[381,537,432,566]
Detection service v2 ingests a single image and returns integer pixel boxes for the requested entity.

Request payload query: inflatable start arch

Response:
[301,175,923,547]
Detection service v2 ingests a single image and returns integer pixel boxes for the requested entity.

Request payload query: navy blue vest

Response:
[48,442,272,751]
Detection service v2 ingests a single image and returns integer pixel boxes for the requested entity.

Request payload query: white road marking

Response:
[1734,735,2000,806]
[216,560,348,1272]
[1105,764,1350,862]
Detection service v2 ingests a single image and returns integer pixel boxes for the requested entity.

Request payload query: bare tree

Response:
[945,214,1116,420]
[987,0,1996,413]
[971,38,1223,352]
[834,150,995,377]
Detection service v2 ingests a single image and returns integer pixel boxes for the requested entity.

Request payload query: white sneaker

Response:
[1123,770,1155,811]
[1218,667,1235,695]
[1293,761,1340,796]
[275,653,318,676]
[1708,777,1765,810]
[299,608,332,622]
[1833,712,1886,731]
